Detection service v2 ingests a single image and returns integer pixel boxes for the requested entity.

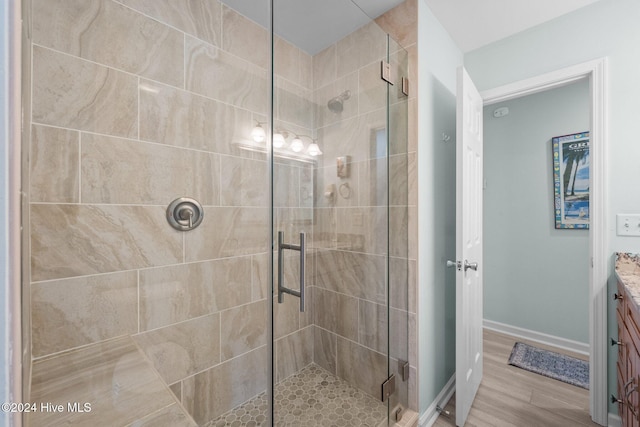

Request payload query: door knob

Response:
[446,260,461,270]
[464,260,478,271]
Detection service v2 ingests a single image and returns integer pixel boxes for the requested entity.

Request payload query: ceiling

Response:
[222,0,602,55]
[424,0,603,52]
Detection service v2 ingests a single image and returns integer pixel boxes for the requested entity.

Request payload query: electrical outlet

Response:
[616,214,640,236]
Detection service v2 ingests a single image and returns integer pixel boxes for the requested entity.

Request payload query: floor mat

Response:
[508,342,589,389]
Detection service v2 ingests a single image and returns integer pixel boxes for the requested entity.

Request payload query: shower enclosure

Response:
[23,0,410,425]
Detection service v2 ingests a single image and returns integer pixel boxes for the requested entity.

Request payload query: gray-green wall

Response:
[483,80,590,344]
[465,0,640,415]
[417,0,462,418]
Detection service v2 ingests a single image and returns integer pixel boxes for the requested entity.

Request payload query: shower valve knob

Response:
[167,197,203,231]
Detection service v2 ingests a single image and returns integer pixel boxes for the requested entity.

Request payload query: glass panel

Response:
[387,34,411,423]
[271,0,393,425]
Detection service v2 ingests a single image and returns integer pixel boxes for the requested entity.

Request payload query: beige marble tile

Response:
[408,97,418,153]
[183,346,267,425]
[81,133,220,205]
[251,253,270,302]
[336,336,386,399]
[374,0,418,49]
[311,208,337,249]
[274,208,313,244]
[32,46,138,138]
[357,157,387,208]
[184,206,269,261]
[313,326,337,375]
[222,5,269,69]
[315,249,385,304]
[274,291,300,340]
[316,108,385,163]
[336,207,387,255]
[275,76,314,128]
[169,382,182,402]
[312,44,336,90]
[139,80,253,156]
[30,124,79,203]
[186,36,268,114]
[139,257,253,331]
[358,61,387,115]
[300,164,314,209]
[275,326,313,382]
[390,205,408,258]
[127,403,197,427]
[300,50,313,90]
[389,256,409,312]
[273,162,300,208]
[408,151,417,206]
[118,0,221,47]
[28,336,176,426]
[31,204,182,281]
[390,153,409,207]
[220,301,267,361]
[220,155,268,207]
[274,36,302,86]
[31,271,137,358]
[336,21,387,79]
[390,99,409,156]
[389,307,409,362]
[134,313,220,384]
[313,288,358,342]
[408,205,417,260]
[358,300,388,354]
[299,281,314,328]
[33,0,183,87]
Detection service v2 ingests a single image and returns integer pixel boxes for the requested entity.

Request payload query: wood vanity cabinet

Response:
[616,279,640,426]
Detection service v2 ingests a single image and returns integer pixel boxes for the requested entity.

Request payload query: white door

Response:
[455,66,484,426]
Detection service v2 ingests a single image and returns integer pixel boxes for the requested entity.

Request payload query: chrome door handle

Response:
[277,231,305,312]
[446,260,461,270]
[464,260,478,271]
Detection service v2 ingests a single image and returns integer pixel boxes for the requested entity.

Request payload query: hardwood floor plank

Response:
[432,329,600,427]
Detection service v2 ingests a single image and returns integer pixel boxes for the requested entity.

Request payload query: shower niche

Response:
[23,0,411,425]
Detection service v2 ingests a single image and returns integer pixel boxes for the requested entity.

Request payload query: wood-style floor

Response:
[433,329,602,427]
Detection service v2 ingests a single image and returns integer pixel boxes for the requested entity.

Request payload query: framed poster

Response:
[552,131,589,229]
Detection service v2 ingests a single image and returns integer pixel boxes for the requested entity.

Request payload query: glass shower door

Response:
[270,1,406,425]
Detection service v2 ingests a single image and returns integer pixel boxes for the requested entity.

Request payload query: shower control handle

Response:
[166,198,204,231]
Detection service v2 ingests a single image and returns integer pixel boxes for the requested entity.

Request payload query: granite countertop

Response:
[616,253,640,304]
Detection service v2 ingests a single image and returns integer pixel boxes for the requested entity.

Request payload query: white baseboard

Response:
[483,319,590,356]
[419,374,455,427]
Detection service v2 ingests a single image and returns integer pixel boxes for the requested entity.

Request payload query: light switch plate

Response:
[616,214,640,236]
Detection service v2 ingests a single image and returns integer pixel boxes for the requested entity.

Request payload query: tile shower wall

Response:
[27,0,416,425]
[27,0,310,424]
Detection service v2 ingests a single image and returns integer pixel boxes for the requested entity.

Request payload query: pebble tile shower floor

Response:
[206,364,387,426]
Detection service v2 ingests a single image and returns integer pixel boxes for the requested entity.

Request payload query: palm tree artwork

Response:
[553,132,589,229]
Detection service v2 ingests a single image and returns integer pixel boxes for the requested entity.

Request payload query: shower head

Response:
[327,90,351,113]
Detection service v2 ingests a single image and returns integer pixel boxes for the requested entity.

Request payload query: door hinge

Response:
[381,61,394,85]
[401,77,409,96]
[381,374,396,402]
[401,360,410,382]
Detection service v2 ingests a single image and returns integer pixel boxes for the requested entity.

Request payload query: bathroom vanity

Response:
[615,253,640,426]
